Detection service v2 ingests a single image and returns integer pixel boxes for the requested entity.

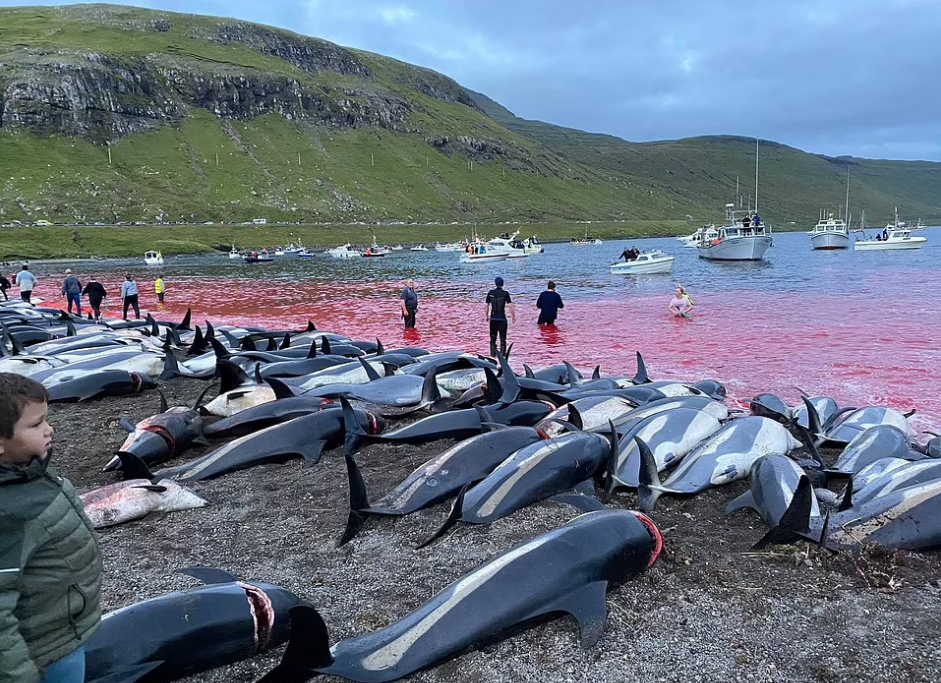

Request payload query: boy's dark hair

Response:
[0,373,49,438]
[547,281,556,290]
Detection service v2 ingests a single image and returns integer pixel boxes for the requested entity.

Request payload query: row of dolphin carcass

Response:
[1,297,940,683]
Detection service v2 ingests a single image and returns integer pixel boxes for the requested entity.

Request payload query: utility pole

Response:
[371,153,375,167]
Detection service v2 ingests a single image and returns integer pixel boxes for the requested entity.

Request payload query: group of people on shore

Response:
[0,266,165,320]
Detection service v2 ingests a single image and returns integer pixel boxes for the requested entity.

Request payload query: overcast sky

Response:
[5,0,939,160]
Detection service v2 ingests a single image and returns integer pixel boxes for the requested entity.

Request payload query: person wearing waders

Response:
[485,276,516,357]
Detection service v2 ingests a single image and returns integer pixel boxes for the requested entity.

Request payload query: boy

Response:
[0,373,102,683]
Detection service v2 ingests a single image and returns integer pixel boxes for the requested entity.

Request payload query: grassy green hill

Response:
[0,2,938,259]
[469,91,941,226]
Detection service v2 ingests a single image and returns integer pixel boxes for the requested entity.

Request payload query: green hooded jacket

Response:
[0,456,102,683]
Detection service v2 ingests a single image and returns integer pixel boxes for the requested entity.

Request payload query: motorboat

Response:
[681,226,719,249]
[143,250,164,266]
[272,244,305,258]
[459,244,508,263]
[390,245,404,251]
[298,249,316,259]
[327,244,363,259]
[228,245,241,259]
[434,242,463,252]
[570,236,602,247]
[486,231,543,256]
[364,236,392,257]
[854,228,927,251]
[244,250,274,264]
[410,245,429,252]
[610,250,675,274]
[809,214,849,250]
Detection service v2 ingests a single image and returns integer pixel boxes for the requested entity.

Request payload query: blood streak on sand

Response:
[41,270,941,429]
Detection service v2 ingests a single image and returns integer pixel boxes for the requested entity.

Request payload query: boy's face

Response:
[0,400,53,466]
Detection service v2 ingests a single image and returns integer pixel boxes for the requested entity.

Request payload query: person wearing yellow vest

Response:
[154,277,165,304]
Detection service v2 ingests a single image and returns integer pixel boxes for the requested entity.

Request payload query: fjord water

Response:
[66,227,941,430]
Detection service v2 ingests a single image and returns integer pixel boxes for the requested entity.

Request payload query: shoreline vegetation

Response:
[0,219,809,261]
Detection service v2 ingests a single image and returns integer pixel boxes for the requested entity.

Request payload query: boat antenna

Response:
[754,137,759,213]
[844,168,850,225]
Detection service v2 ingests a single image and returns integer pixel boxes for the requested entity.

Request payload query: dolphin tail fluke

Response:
[635,436,665,513]
[751,477,815,550]
[496,352,520,404]
[795,424,824,468]
[341,397,368,456]
[115,451,156,481]
[339,454,372,547]
[800,396,824,445]
[632,351,650,385]
[724,490,757,516]
[256,605,333,683]
[837,479,854,512]
[416,485,466,549]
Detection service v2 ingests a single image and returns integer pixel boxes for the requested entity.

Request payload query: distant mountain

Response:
[0,4,937,227]
[468,90,941,225]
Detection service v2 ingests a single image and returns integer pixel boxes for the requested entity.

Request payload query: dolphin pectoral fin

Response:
[540,581,609,649]
[724,490,756,516]
[550,493,607,514]
[132,484,169,493]
[574,479,597,498]
[416,484,467,549]
[635,436,664,513]
[191,435,211,447]
[177,566,239,584]
[301,440,329,466]
[85,662,165,683]
[837,479,854,512]
[120,417,137,433]
[256,605,333,683]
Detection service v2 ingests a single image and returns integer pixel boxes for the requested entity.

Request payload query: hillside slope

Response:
[469,91,941,225]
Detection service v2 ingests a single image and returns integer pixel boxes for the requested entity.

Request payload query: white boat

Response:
[459,244,508,263]
[609,250,675,274]
[570,235,602,247]
[434,242,463,252]
[228,245,241,259]
[485,231,544,256]
[680,226,719,248]
[854,228,927,251]
[699,140,772,262]
[390,245,404,251]
[410,245,429,252]
[364,236,392,257]
[143,250,164,266]
[809,215,849,250]
[327,244,363,259]
[273,244,305,258]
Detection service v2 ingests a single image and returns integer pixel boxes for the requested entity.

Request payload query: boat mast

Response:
[754,138,759,213]
[844,168,850,225]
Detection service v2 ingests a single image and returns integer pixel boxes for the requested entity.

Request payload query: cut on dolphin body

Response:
[257,509,661,683]
[80,479,208,528]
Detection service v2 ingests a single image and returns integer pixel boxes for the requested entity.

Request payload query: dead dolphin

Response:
[725,454,820,527]
[80,479,207,528]
[203,396,336,439]
[257,509,661,683]
[46,370,156,403]
[339,427,545,545]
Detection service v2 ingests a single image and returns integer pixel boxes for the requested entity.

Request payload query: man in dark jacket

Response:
[81,279,107,321]
[0,274,9,301]
[535,281,564,325]
[60,269,82,316]
[485,276,516,357]
[0,373,102,683]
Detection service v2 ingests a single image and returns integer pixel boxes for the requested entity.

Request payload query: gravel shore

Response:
[51,378,941,683]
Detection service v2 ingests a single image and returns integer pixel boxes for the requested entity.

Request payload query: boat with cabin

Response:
[485,231,543,256]
[854,209,927,250]
[459,243,508,263]
[809,214,849,250]
[680,225,720,249]
[327,244,363,259]
[610,250,675,274]
[244,249,273,264]
[363,236,392,257]
[410,245,429,252]
[143,251,164,266]
[570,227,602,247]
[228,245,241,259]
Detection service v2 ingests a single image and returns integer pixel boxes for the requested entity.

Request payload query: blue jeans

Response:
[43,647,85,683]
[66,292,81,315]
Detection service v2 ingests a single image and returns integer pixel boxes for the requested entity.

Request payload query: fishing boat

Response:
[434,242,463,252]
[390,245,404,251]
[681,225,719,248]
[363,236,392,257]
[243,250,274,264]
[327,244,363,259]
[227,245,241,259]
[272,244,305,258]
[410,245,429,252]
[459,244,508,263]
[485,231,544,256]
[570,228,602,247]
[809,169,851,250]
[699,140,772,262]
[854,209,927,251]
[143,250,164,266]
[609,250,675,274]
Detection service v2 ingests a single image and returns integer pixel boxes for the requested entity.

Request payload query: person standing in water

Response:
[0,273,10,301]
[485,276,516,357]
[121,274,140,320]
[535,281,564,325]
[82,278,107,321]
[399,278,418,328]
[61,269,82,316]
[154,276,165,304]
[668,286,694,318]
